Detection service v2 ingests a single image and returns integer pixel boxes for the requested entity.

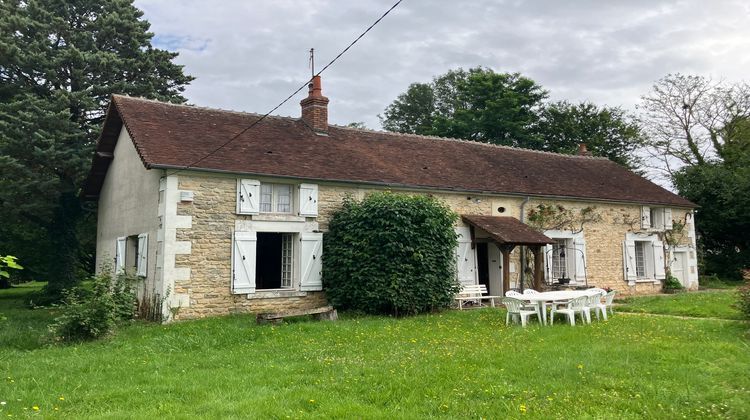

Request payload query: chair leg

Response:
[520,314,527,327]
[601,306,608,321]
[569,313,575,326]
[505,312,510,325]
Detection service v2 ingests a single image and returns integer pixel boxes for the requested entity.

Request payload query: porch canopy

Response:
[461,215,554,291]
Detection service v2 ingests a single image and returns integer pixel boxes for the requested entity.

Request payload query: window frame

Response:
[258,183,294,214]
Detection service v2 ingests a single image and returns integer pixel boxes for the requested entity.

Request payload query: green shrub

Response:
[50,271,137,342]
[323,192,460,316]
[663,275,683,291]
[736,280,750,320]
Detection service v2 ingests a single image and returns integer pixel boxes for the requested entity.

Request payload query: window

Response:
[259,183,293,213]
[650,208,664,230]
[255,232,295,289]
[544,231,587,284]
[551,239,568,279]
[635,241,647,278]
[281,234,293,288]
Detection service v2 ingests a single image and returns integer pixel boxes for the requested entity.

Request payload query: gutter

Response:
[519,196,531,291]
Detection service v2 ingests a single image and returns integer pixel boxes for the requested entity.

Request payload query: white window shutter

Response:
[298,183,319,217]
[232,231,257,294]
[573,236,587,282]
[623,239,637,284]
[237,179,260,215]
[299,232,323,291]
[136,233,148,277]
[653,240,666,280]
[664,208,673,230]
[455,227,476,287]
[544,244,554,281]
[641,206,651,229]
[115,237,126,274]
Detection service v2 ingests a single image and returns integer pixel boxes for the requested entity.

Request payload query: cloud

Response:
[135,0,750,128]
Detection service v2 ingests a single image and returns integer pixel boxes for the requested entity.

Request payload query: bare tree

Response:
[639,74,750,178]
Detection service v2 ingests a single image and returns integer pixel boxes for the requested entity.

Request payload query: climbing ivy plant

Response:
[526,204,601,233]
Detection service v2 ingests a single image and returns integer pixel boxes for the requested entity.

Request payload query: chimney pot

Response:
[577,143,592,156]
[300,75,329,133]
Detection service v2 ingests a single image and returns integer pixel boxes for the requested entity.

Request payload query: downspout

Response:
[519,196,531,290]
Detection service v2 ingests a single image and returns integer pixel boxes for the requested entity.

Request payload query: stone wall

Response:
[317,185,696,295]
[167,172,696,319]
[170,174,326,320]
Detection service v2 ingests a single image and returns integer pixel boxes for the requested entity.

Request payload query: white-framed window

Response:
[544,230,587,284]
[634,240,648,278]
[551,239,569,279]
[259,183,293,214]
[642,206,673,231]
[231,228,323,294]
[281,233,293,288]
[623,233,666,284]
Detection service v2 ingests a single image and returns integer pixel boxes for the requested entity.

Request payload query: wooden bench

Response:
[256,305,338,324]
[455,284,502,310]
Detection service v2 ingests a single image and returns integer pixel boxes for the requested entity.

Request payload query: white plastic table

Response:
[520,290,600,325]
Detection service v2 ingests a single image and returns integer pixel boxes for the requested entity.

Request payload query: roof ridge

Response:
[112,94,301,123]
[329,123,609,160]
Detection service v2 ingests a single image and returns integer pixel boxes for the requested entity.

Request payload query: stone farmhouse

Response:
[82,76,698,320]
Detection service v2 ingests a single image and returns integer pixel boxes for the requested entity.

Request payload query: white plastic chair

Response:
[550,296,590,326]
[523,289,549,323]
[502,297,539,327]
[587,287,607,296]
[506,290,542,318]
[602,290,616,318]
[585,291,605,321]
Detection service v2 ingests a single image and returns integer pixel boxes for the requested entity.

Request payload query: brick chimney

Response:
[577,143,592,156]
[300,75,329,134]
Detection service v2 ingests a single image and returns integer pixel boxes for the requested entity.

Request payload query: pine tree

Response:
[0,0,194,298]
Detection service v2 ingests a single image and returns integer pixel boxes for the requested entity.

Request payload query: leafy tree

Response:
[672,116,750,279]
[0,255,23,289]
[0,0,193,298]
[639,73,750,177]
[380,67,548,147]
[535,101,644,168]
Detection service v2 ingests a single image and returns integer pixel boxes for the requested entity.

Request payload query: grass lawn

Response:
[617,289,743,320]
[1,284,749,418]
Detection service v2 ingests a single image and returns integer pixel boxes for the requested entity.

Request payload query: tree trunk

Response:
[42,190,82,298]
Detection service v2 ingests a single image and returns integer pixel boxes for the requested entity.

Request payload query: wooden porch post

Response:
[499,244,514,293]
[532,246,544,290]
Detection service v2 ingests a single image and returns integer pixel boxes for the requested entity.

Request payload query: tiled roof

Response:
[82,95,695,208]
[462,215,555,245]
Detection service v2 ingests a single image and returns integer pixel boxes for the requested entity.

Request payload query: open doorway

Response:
[476,242,503,295]
[256,232,294,289]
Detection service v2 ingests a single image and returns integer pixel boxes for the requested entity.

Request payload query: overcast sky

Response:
[136,0,750,129]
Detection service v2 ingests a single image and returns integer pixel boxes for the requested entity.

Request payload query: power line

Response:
[166,0,403,177]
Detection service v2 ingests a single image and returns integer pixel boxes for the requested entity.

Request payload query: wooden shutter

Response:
[237,179,260,215]
[653,240,666,280]
[232,231,257,294]
[299,232,323,291]
[641,206,651,229]
[115,237,126,274]
[136,233,148,277]
[298,183,319,217]
[664,208,673,230]
[573,236,587,282]
[622,239,637,283]
[455,227,476,286]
